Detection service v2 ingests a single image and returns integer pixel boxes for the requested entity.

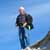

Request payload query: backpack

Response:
[25,14,34,30]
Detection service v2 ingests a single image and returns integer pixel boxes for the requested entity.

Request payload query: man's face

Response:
[19,9,25,15]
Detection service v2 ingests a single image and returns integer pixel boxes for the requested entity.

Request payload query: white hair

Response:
[19,6,25,10]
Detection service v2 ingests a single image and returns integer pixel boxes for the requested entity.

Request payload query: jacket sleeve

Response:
[16,16,19,26]
[26,14,33,24]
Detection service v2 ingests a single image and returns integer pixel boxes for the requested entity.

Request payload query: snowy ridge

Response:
[24,31,50,50]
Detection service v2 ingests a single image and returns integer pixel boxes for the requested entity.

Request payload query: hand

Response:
[16,24,18,27]
[23,22,27,27]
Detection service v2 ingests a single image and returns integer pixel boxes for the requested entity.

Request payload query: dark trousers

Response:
[19,27,29,49]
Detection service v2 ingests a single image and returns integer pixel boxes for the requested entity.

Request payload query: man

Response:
[16,6,33,50]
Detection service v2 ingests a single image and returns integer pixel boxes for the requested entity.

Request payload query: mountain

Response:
[24,31,50,50]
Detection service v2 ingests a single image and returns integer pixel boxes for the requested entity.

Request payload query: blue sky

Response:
[0,0,50,50]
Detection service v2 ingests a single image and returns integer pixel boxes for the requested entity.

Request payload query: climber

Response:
[16,6,33,50]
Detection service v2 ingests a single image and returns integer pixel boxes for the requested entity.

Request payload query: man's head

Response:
[19,6,25,15]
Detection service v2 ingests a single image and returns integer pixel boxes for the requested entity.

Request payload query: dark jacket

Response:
[16,14,33,30]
